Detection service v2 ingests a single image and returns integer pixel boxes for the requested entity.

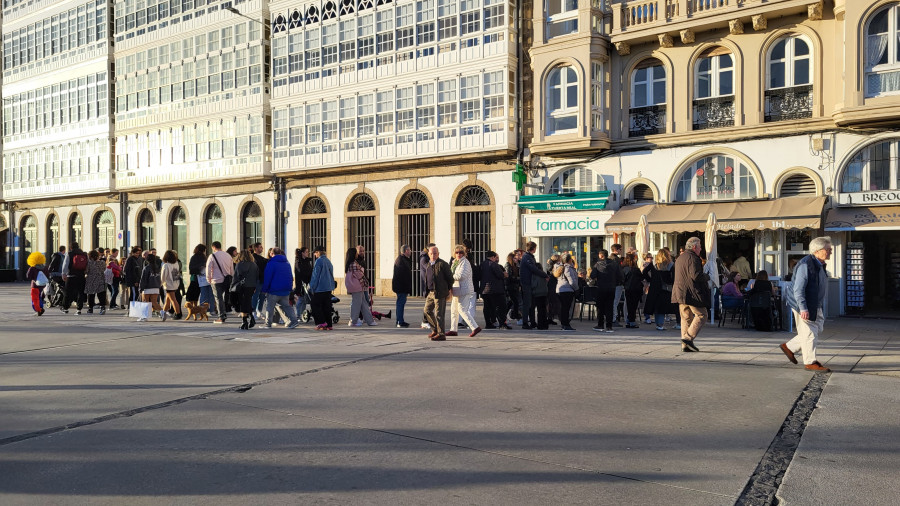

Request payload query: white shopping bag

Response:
[129,301,152,319]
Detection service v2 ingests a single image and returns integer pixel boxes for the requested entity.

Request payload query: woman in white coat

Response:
[447,244,482,337]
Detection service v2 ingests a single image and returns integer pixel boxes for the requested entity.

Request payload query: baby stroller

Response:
[45,278,66,308]
[300,296,341,325]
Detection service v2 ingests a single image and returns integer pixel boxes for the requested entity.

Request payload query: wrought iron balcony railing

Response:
[629,104,667,136]
[692,95,735,130]
[764,84,813,122]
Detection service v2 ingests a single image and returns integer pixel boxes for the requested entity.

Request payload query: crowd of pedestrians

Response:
[22,234,831,371]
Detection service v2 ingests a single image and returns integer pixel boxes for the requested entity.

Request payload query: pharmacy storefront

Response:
[522,211,614,269]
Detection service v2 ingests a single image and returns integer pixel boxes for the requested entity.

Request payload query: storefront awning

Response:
[606,196,826,233]
[516,191,610,211]
[824,205,900,231]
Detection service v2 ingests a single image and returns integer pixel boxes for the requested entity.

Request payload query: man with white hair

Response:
[672,236,710,352]
[782,236,833,372]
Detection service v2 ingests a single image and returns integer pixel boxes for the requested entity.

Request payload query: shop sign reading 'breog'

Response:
[838,190,900,205]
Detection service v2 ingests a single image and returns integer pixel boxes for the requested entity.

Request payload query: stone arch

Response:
[623,177,661,202]
[91,205,117,250]
[450,177,496,261]
[773,167,823,197]
[237,196,265,249]
[298,191,331,254]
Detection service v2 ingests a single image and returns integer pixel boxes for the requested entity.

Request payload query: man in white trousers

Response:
[782,236,833,372]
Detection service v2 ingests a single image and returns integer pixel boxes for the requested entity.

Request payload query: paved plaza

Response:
[1,283,899,505]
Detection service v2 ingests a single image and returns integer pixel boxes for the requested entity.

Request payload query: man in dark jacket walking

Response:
[590,249,621,332]
[260,248,300,329]
[392,245,413,328]
[61,242,88,314]
[294,247,314,318]
[251,243,268,317]
[422,246,454,340]
[519,241,548,330]
[123,246,143,306]
[481,251,510,329]
[672,237,710,352]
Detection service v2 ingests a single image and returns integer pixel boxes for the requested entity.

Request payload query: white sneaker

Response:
[421,322,431,329]
[348,320,356,326]
[138,317,147,322]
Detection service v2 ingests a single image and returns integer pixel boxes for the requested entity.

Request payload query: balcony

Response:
[611,0,823,44]
[765,85,813,122]
[629,105,667,136]
[2,172,113,201]
[693,96,735,130]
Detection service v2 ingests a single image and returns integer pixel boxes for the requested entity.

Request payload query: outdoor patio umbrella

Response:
[705,212,720,324]
[636,214,649,259]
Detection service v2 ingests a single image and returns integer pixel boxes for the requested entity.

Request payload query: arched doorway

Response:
[138,209,155,251]
[454,185,492,264]
[46,214,60,257]
[93,210,116,250]
[347,193,377,285]
[204,204,224,246]
[170,206,188,263]
[242,201,263,248]
[300,196,328,251]
[398,189,431,296]
[20,215,38,271]
[69,213,83,248]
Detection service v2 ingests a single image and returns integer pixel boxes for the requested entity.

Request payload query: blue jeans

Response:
[654,313,666,327]
[396,292,408,324]
[199,284,213,309]
[252,285,265,314]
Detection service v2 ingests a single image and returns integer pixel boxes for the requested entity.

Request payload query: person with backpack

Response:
[61,242,88,315]
[84,250,109,314]
[26,252,49,316]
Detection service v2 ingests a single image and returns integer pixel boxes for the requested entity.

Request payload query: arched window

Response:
[398,189,431,296]
[865,4,900,97]
[347,193,377,285]
[765,35,812,122]
[300,197,328,251]
[630,59,666,136]
[170,207,187,263]
[630,183,655,202]
[673,154,759,202]
[138,209,155,251]
[273,14,287,33]
[546,66,579,135]
[46,214,60,257]
[840,139,900,193]
[340,0,355,15]
[204,205,223,246]
[93,210,116,250]
[305,6,319,24]
[69,213,83,248]
[547,0,578,39]
[289,10,302,29]
[20,216,37,271]
[242,202,263,248]
[455,185,492,263]
[323,1,337,20]
[548,167,607,193]
[693,48,735,130]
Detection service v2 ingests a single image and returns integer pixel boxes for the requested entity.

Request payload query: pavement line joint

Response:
[734,371,831,506]
[0,346,431,447]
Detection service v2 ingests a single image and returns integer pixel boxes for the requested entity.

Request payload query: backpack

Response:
[72,252,88,271]
[552,264,564,278]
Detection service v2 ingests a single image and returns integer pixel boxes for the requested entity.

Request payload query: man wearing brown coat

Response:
[422,246,455,341]
[672,237,710,352]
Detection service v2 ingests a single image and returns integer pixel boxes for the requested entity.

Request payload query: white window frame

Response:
[546,0,578,39]
[630,61,666,108]
[546,65,579,135]
[694,52,734,99]
[766,35,811,90]
[548,167,605,193]
[865,4,900,97]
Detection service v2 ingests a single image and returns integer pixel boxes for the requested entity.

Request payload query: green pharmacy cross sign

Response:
[516,191,611,211]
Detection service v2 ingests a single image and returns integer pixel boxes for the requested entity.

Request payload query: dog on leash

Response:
[184,302,210,321]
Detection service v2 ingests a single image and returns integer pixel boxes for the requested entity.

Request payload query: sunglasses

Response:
[455,251,465,255]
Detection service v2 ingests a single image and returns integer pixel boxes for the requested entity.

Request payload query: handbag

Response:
[129,300,152,319]
[211,253,233,289]
[35,271,49,287]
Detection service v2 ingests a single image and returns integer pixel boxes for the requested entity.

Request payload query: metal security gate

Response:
[302,217,327,250]
[348,215,376,284]
[399,213,430,296]
[456,211,491,266]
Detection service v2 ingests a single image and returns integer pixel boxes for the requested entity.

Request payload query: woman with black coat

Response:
[139,253,164,322]
[232,249,260,330]
[746,270,774,332]
[392,246,413,328]
[644,249,678,331]
[294,247,314,318]
[622,253,645,328]
[481,251,511,329]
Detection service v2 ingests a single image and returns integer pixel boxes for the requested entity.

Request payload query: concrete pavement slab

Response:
[0,397,732,506]
[778,373,900,505]
[211,346,812,498]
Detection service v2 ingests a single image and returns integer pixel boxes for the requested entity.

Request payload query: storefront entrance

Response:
[848,231,900,317]
[547,236,605,272]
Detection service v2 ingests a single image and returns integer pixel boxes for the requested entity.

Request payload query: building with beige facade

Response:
[521,0,900,317]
